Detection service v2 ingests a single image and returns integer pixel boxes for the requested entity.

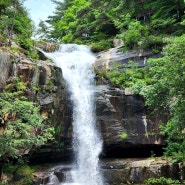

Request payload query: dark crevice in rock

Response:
[102,144,165,158]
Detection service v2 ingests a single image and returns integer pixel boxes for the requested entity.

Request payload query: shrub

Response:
[120,132,128,140]
[118,21,149,49]
[90,39,113,53]
[91,43,105,53]
[145,177,181,185]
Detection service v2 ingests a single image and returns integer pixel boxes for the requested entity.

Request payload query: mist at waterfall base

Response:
[45,44,104,185]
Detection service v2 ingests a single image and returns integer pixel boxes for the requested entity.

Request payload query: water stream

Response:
[45,44,104,185]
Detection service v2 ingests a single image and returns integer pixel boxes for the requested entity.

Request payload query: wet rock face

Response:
[96,85,167,157]
[102,159,185,184]
[94,47,162,71]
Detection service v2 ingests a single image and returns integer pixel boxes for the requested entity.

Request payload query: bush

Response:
[3,164,33,185]
[91,43,105,53]
[145,177,181,185]
[120,132,128,140]
[105,62,150,89]
[144,35,164,53]
[90,39,113,53]
[118,21,149,50]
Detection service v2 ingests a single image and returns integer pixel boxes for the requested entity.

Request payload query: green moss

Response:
[3,165,34,185]
[145,177,181,185]
[120,132,128,140]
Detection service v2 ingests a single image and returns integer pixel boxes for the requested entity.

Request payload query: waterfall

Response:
[45,44,104,185]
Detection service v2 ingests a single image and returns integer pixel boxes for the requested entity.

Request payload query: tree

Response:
[0,0,34,48]
[139,35,185,161]
[38,0,119,43]
[146,0,185,34]
[39,0,185,48]
[37,0,74,42]
[0,79,54,179]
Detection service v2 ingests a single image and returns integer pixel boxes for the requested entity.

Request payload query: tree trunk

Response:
[8,1,17,46]
[0,159,5,180]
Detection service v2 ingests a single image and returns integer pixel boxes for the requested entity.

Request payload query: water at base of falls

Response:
[45,44,104,185]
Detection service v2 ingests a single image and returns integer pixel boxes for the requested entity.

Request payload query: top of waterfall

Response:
[57,44,90,53]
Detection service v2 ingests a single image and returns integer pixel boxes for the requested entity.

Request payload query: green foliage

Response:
[0,78,54,178]
[138,35,185,162]
[147,0,185,35]
[145,177,181,185]
[118,21,149,49]
[3,164,33,185]
[120,132,128,140]
[90,44,105,53]
[40,0,185,52]
[39,0,119,45]
[90,39,113,53]
[0,0,33,39]
[0,0,37,58]
[105,62,150,89]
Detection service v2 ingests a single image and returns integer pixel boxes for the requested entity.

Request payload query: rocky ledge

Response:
[102,158,185,184]
[32,158,185,185]
[94,47,162,71]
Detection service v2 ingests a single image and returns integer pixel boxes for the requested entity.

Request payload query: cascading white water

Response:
[45,44,104,185]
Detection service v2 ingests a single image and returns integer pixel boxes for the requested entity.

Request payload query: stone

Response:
[125,87,134,95]
[54,169,65,182]
[0,52,12,89]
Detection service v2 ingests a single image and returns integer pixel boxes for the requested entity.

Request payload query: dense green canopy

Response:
[38,0,185,49]
[0,0,35,53]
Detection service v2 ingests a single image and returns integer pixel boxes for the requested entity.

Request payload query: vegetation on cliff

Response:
[0,79,54,181]
[0,1,55,182]
[0,0,185,183]
[38,0,185,162]
[0,0,38,58]
[137,35,185,162]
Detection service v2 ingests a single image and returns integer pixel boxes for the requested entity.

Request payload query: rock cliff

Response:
[1,48,182,184]
[94,48,167,157]
[96,85,167,158]
[0,51,72,162]
[0,48,167,160]
[94,47,162,70]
